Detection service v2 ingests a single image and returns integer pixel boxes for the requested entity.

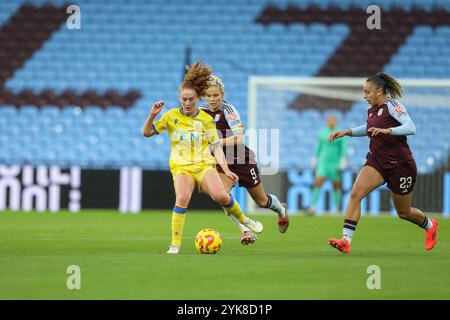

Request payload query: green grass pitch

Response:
[0,210,448,299]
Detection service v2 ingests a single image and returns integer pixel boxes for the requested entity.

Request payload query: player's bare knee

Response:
[349,188,365,202]
[210,192,229,206]
[176,194,191,207]
[397,209,411,220]
[224,184,233,194]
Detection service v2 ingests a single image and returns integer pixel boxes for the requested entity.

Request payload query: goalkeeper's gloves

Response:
[339,158,348,170]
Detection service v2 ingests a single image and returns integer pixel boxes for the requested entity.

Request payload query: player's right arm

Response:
[328,125,366,142]
[142,101,165,137]
[328,129,352,142]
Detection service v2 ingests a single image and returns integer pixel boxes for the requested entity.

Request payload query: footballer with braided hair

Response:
[327,72,438,254]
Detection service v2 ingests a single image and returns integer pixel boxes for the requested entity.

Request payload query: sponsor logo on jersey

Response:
[229,112,237,121]
[230,120,241,127]
[233,124,245,132]
[388,98,407,116]
[194,121,202,131]
[394,106,407,117]
[172,130,200,142]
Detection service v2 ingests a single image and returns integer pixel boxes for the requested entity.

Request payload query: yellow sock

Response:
[172,206,187,247]
[223,195,246,223]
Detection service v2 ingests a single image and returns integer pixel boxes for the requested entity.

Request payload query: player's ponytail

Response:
[367,72,403,99]
[181,61,212,97]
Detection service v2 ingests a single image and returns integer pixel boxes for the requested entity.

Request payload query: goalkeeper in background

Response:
[308,115,348,215]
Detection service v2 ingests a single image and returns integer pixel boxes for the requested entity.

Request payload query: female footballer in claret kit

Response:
[328,73,438,254]
[200,75,289,245]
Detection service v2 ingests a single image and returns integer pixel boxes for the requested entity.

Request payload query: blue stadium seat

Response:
[0,0,449,170]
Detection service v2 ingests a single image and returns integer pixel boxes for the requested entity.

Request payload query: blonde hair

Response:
[181,61,212,97]
[209,75,225,94]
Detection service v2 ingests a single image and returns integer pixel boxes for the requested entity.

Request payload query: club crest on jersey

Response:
[174,119,178,125]
[377,108,383,116]
[215,114,221,122]
[194,121,202,131]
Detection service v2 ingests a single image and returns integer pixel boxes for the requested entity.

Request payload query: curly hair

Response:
[181,61,212,97]
[367,72,403,99]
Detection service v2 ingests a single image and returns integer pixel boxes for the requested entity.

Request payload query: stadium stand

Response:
[0,0,449,174]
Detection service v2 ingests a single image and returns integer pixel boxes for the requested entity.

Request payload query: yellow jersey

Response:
[152,108,220,169]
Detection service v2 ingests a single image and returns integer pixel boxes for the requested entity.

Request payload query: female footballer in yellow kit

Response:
[142,61,262,254]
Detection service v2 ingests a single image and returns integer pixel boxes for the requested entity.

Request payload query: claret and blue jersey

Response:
[351,98,416,169]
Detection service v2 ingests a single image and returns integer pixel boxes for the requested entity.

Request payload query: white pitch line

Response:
[0,235,242,241]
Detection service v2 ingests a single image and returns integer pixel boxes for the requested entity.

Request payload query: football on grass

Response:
[195,229,222,254]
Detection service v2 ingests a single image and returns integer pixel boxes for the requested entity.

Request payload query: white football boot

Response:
[244,217,264,234]
[166,245,180,254]
[241,230,258,245]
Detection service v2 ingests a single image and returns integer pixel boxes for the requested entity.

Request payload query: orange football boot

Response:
[425,218,438,250]
[329,237,351,254]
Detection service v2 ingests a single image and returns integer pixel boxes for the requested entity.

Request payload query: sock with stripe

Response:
[265,194,286,217]
[223,195,246,224]
[342,219,358,244]
[171,206,187,247]
[420,215,433,230]
[224,208,248,232]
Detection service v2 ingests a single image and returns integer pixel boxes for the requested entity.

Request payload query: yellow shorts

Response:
[171,164,217,192]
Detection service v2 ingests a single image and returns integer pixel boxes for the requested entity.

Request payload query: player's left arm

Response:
[210,144,239,183]
[206,117,239,183]
[221,105,245,146]
[368,100,416,136]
